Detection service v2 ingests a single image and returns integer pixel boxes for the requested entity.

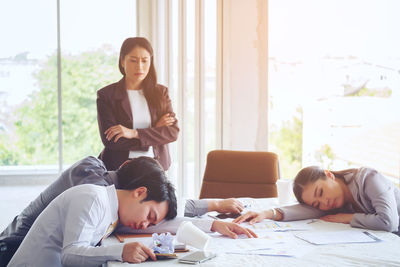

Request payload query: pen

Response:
[207,214,219,220]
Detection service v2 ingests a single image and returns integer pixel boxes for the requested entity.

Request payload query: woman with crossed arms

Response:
[97,37,178,171]
[234,166,400,235]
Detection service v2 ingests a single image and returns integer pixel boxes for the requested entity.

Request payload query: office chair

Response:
[199,150,279,199]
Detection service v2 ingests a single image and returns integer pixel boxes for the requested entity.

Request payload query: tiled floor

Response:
[0,185,49,231]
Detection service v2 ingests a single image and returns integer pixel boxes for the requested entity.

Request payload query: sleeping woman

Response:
[233,166,400,235]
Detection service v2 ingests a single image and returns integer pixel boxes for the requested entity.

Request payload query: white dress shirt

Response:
[8,184,124,267]
[127,89,154,159]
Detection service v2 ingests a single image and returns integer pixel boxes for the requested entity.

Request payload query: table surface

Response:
[104,198,400,267]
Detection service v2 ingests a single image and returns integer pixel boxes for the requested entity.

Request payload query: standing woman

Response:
[97,37,179,171]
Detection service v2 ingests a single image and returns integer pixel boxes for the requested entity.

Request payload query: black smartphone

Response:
[178,251,217,264]
[216,213,241,219]
[155,253,178,260]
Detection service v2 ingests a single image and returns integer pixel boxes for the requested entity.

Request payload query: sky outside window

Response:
[268,0,400,180]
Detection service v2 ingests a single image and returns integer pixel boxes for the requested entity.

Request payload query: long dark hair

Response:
[293,166,357,204]
[119,37,164,115]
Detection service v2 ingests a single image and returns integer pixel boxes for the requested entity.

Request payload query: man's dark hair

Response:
[116,157,177,220]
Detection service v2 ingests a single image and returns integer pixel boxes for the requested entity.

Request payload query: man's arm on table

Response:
[184,199,244,217]
[116,217,257,239]
[117,216,213,234]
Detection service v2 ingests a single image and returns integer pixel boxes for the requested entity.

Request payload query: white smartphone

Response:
[178,251,217,264]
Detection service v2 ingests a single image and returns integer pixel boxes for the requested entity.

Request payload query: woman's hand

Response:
[155,113,176,128]
[233,211,267,224]
[320,213,353,224]
[211,221,257,239]
[105,125,139,142]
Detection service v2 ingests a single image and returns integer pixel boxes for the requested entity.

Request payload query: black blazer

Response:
[96,78,179,171]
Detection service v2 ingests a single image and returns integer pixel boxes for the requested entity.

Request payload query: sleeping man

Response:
[2,156,255,266]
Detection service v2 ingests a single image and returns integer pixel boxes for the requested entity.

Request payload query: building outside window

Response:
[268,0,400,185]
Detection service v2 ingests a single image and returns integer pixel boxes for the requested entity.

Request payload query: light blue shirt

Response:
[8,184,124,267]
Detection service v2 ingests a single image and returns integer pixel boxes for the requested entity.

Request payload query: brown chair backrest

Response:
[199,150,279,199]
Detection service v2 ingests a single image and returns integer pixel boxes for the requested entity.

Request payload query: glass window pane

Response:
[204,0,217,168]
[268,0,400,183]
[168,0,180,189]
[184,0,196,198]
[0,0,58,166]
[167,0,217,198]
[0,0,57,229]
[60,0,136,165]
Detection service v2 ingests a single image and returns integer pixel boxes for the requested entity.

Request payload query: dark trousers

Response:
[0,238,22,267]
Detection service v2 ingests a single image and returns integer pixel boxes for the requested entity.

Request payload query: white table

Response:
[104,198,400,267]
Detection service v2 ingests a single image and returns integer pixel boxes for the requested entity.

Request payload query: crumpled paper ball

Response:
[152,232,174,254]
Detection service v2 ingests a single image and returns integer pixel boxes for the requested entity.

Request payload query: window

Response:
[268,0,400,184]
[203,0,217,174]
[1,0,219,227]
[160,0,218,199]
[0,0,57,167]
[0,0,136,229]
[60,0,136,165]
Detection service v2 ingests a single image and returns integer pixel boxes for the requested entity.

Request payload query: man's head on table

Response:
[116,157,177,229]
[115,157,256,264]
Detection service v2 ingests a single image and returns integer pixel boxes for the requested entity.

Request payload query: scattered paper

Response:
[208,231,314,257]
[294,230,381,245]
[152,232,174,254]
[243,219,312,232]
[226,246,313,258]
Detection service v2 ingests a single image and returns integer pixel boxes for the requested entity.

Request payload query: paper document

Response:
[294,230,381,245]
[244,219,312,232]
[226,247,311,258]
[209,231,314,257]
[237,197,279,212]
